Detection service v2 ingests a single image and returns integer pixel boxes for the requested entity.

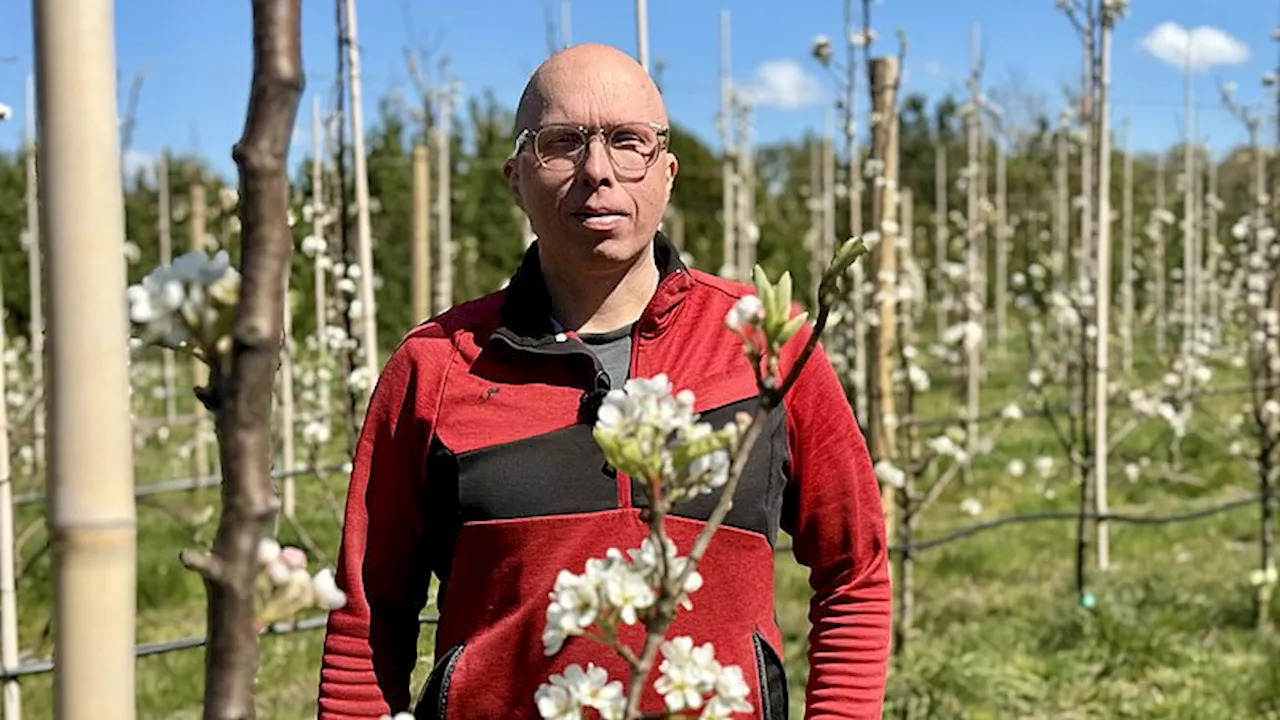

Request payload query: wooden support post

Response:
[412,143,432,323]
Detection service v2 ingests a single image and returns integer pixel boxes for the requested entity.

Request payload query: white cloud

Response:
[121,148,155,186]
[736,59,825,110]
[1140,22,1250,71]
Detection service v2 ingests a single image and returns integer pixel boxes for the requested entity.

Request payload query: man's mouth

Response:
[573,209,628,230]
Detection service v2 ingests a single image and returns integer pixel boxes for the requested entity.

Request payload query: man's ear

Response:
[503,158,524,210]
[664,152,679,196]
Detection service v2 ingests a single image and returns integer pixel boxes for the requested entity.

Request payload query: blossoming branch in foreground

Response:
[539,371,756,719]
[536,249,870,719]
[126,249,241,355]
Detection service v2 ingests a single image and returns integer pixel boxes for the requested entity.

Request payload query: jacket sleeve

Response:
[779,332,892,719]
[318,337,439,719]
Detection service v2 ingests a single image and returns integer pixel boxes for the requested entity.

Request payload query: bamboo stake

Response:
[1155,154,1167,357]
[1054,119,1069,296]
[1079,15,1095,282]
[433,61,454,312]
[1121,119,1134,374]
[718,10,737,280]
[1193,142,1205,352]
[964,26,982,484]
[807,137,822,287]
[310,95,330,419]
[33,0,138,714]
[735,100,755,280]
[635,0,650,74]
[1181,42,1195,394]
[1206,160,1219,341]
[1253,130,1275,632]
[157,150,177,427]
[868,53,899,625]
[995,134,1008,354]
[1094,7,1114,572]
[662,205,685,250]
[846,0,867,422]
[24,74,47,480]
[0,255,19,720]
[896,185,916,661]
[341,0,379,406]
[412,143,432,322]
[867,56,899,465]
[978,118,989,337]
[934,139,948,334]
[191,184,211,494]
[822,112,837,283]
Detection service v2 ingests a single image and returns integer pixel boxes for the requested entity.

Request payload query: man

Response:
[317,43,890,719]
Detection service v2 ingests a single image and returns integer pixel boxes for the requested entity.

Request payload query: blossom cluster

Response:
[536,534,753,720]
[542,536,703,656]
[651,637,752,718]
[126,249,240,355]
[536,663,626,720]
[255,538,346,624]
[593,375,743,504]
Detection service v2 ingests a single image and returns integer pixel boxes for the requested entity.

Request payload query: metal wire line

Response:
[2,491,1275,678]
[0,614,441,680]
[893,489,1280,555]
[11,462,351,507]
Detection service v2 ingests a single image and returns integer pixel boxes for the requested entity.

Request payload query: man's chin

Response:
[582,234,650,262]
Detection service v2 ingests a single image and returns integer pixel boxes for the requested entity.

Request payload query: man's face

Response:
[504,65,678,273]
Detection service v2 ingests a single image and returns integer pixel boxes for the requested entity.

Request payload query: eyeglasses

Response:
[511,122,670,175]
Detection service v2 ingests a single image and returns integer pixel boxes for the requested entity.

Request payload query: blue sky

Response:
[0,0,1276,182]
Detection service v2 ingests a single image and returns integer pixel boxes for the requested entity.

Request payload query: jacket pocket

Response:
[752,631,789,720]
[414,642,465,720]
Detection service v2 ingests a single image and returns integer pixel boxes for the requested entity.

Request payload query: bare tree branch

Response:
[192,2,304,718]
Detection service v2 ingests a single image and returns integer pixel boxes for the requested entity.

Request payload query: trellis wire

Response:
[0,487,1273,686]
[0,614,440,681]
[10,463,349,507]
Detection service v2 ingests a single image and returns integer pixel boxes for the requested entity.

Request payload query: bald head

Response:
[514,43,668,134]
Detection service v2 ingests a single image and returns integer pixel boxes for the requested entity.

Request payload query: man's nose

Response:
[579,135,616,186]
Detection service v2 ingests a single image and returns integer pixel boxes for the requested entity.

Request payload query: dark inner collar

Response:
[498,231,684,341]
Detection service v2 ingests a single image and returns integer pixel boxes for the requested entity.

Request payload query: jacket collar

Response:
[492,230,693,350]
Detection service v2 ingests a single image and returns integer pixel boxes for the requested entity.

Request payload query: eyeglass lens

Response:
[535,124,662,171]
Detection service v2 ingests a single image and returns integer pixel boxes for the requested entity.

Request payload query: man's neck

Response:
[541,246,660,334]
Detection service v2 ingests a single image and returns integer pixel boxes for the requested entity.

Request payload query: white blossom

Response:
[725,294,764,332]
[535,664,624,720]
[874,460,906,488]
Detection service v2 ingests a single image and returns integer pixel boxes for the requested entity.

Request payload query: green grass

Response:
[6,325,1279,718]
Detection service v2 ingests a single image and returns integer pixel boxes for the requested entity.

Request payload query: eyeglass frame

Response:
[508,121,672,174]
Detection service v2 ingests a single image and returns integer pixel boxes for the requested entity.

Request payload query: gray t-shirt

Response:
[578,324,634,391]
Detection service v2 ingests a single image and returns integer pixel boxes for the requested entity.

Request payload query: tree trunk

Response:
[185,2,304,717]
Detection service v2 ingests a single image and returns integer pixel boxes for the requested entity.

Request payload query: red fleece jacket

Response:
[317,238,891,719]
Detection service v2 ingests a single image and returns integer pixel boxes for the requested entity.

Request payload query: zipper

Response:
[752,633,772,720]
[436,643,465,720]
